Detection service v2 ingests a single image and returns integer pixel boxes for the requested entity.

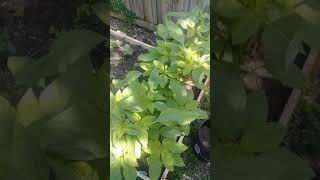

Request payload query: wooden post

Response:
[279,50,320,126]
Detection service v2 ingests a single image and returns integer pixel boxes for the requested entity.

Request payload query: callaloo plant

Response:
[110,8,210,180]
[213,0,320,179]
[138,8,210,90]
[1,30,108,180]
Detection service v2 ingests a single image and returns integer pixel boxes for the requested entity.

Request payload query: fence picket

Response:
[122,0,209,25]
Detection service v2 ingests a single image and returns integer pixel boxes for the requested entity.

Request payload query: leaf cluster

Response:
[138,8,210,90]
[213,0,320,88]
[1,30,107,180]
[213,0,319,178]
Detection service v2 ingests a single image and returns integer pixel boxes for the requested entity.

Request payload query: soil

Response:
[110,16,156,46]
[110,40,147,79]
[168,119,211,180]
[198,126,210,148]
[109,17,155,80]
[286,78,320,178]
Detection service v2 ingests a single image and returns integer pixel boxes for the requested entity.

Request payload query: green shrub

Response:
[110,8,210,180]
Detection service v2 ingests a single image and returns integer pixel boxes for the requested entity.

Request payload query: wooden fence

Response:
[123,0,210,25]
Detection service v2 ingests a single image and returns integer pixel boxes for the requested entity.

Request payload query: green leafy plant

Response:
[110,39,122,50]
[122,44,133,56]
[138,8,210,90]
[111,71,208,180]
[213,0,320,179]
[110,8,210,180]
[1,30,107,180]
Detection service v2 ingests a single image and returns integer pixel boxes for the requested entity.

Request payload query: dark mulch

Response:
[110,39,147,80]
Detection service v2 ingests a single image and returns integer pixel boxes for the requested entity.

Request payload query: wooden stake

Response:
[111,29,155,49]
[137,171,150,180]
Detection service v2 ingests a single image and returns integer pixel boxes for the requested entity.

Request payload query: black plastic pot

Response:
[194,120,210,162]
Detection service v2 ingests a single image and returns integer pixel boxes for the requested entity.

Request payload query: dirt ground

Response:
[110,16,156,46]
[109,16,155,80]
[110,39,147,80]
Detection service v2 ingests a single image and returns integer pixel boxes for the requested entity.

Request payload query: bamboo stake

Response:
[110,29,155,49]
[137,171,150,180]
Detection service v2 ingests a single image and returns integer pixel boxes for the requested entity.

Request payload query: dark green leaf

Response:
[0,99,49,180]
[40,30,105,76]
[240,123,287,153]
[110,160,122,180]
[17,89,41,127]
[138,53,158,62]
[159,74,168,88]
[28,104,107,160]
[214,0,246,18]
[48,158,99,180]
[166,20,185,44]
[180,125,190,135]
[241,91,268,130]
[148,68,160,90]
[172,154,185,167]
[169,79,188,106]
[160,150,175,171]
[160,126,182,139]
[148,155,162,180]
[147,140,162,156]
[157,108,199,126]
[157,24,169,40]
[162,138,188,153]
[154,101,168,111]
[262,14,305,88]
[122,165,137,180]
[39,79,70,118]
[231,12,262,44]
[213,62,246,142]
[7,56,41,85]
